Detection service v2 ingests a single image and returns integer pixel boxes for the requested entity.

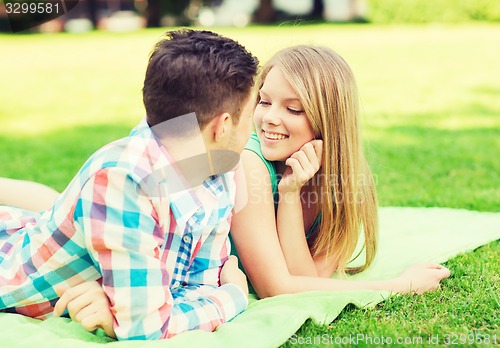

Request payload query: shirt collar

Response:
[168,174,233,226]
[131,117,234,225]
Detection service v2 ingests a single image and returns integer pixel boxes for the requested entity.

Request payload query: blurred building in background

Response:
[2,0,499,33]
[0,0,368,33]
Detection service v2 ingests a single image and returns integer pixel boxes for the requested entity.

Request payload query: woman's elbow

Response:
[254,286,279,299]
[251,275,295,298]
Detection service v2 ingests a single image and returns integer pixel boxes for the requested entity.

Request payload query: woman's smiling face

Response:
[253,67,315,162]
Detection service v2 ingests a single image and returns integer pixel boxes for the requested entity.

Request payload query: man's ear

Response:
[212,112,232,143]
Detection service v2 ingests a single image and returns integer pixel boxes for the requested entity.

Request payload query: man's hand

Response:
[54,281,116,339]
[220,255,249,296]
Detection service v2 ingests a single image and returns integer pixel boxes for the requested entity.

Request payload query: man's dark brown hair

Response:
[143,29,259,129]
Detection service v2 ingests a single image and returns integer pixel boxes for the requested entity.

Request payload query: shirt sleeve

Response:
[73,167,247,340]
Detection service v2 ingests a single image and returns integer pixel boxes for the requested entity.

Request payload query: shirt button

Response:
[183,235,191,243]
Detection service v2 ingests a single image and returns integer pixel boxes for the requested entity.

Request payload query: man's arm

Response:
[74,168,247,340]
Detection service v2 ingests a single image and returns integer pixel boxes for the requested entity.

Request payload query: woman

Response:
[0,46,449,337]
[230,46,448,298]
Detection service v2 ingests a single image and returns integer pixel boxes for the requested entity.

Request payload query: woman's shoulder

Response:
[243,133,278,195]
[244,132,262,154]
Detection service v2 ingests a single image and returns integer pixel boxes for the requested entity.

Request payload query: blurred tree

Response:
[87,0,98,27]
[311,0,324,19]
[145,0,192,27]
[146,0,161,27]
[254,0,276,23]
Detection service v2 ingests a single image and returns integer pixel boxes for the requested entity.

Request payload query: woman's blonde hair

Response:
[258,46,378,274]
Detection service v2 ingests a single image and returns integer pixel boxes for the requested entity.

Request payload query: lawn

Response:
[1,24,499,346]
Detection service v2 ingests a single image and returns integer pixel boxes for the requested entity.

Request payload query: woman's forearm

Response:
[257,273,398,298]
[276,190,318,276]
[256,273,382,298]
[257,263,450,298]
[0,178,59,211]
[290,275,395,294]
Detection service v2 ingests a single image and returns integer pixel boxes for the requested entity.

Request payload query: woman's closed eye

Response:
[257,97,304,115]
[287,108,305,115]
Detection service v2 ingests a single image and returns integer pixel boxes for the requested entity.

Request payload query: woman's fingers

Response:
[436,266,451,279]
[310,139,323,160]
[289,148,319,178]
[425,263,451,277]
[299,141,322,172]
[280,140,323,192]
[304,140,323,167]
[285,157,307,183]
[289,151,310,174]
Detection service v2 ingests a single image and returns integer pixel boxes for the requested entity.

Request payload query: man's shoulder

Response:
[78,122,161,183]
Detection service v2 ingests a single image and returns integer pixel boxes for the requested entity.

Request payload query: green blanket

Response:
[2,207,499,348]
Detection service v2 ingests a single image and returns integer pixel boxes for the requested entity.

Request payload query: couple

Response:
[0,29,449,341]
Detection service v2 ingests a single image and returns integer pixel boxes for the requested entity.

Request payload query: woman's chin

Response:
[262,150,288,162]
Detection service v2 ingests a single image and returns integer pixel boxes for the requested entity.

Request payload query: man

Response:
[0,29,258,340]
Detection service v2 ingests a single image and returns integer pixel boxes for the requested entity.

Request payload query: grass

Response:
[284,242,499,347]
[0,24,499,346]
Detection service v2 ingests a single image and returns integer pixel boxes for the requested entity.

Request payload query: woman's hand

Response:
[393,263,451,294]
[54,281,116,339]
[278,140,323,194]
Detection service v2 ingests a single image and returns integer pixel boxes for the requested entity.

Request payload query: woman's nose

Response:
[261,107,281,126]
